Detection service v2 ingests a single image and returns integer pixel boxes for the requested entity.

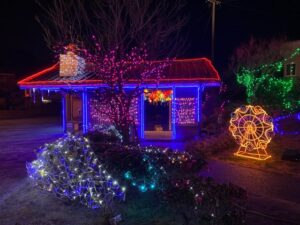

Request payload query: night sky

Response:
[1,0,300,77]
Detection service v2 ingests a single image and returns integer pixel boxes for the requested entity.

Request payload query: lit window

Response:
[286,63,296,76]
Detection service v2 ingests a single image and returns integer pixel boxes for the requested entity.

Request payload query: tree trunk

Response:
[119,123,131,144]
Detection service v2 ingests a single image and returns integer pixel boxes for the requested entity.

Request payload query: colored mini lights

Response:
[119,145,193,193]
[144,89,172,103]
[229,105,274,160]
[122,154,165,193]
[26,134,126,209]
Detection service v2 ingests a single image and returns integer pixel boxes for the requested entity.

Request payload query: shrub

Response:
[186,129,237,158]
[26,134,126,209]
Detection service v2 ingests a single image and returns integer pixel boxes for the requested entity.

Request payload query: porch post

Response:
[82,90,88,134]
[172,86,176,139]
[61,92,67,133]
[198,85,204,134]
[140,92,145,139]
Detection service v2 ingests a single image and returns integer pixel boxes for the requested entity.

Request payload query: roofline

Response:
[18,57,221,86]
[19,82,221,90]
[152,57,221,80]
[18,64,59,85]
[19,77,220,85]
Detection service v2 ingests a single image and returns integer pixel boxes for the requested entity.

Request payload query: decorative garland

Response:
[144,89,172,103]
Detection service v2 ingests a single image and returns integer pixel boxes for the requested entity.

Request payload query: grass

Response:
[214,134,300,177]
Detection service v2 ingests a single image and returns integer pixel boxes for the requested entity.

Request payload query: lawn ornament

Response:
[229,105,274,160]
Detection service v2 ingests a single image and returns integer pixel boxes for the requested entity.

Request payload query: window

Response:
[286,63,296,76]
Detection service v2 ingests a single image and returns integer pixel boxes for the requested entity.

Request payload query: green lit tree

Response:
[230,37,300,111]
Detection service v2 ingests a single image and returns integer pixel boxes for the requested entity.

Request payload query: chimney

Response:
[59,44,85,77]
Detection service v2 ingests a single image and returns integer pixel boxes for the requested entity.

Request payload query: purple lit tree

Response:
[83,43,170,143]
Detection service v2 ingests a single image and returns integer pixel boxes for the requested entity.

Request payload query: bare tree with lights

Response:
[36,0,187,58]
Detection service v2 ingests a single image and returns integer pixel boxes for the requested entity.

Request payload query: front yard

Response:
[0,118,299,225]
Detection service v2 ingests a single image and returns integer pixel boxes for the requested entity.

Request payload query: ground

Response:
[200,160,300,225]
[0,117,300,225]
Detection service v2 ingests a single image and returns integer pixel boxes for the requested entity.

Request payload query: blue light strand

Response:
[62,94,66,132]
[172,87,176,139]
[82,91,88,133]
[273,112,300,135]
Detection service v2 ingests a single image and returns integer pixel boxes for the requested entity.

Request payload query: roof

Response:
[18,58,221,88]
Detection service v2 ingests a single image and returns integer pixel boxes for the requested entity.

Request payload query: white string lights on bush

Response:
[26,133,126,209]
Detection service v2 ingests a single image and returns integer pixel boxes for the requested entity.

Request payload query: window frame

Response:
[286,62,296,76]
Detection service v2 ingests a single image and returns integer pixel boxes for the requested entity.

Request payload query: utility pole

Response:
[208,0,221,63]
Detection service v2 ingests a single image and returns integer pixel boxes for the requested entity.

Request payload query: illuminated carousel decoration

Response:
[229,105,274,160]
[144,89,172,103]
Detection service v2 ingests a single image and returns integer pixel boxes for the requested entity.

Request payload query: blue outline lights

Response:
[62,94,66,132]
[82,91,88,133]
[140,93,145,139]
[172,87,176,139]
[21,81,221,139]
[274,112,300,135]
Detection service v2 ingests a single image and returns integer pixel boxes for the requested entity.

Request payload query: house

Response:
[282,40,300,77]
[18,52,221,140]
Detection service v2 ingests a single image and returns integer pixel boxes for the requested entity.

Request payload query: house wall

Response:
[281,41,300,77]
[174,87,200,140]
[63,85,222,141]
[85,86,202,140]
[87,90,139,130]
[284,55,300,77]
